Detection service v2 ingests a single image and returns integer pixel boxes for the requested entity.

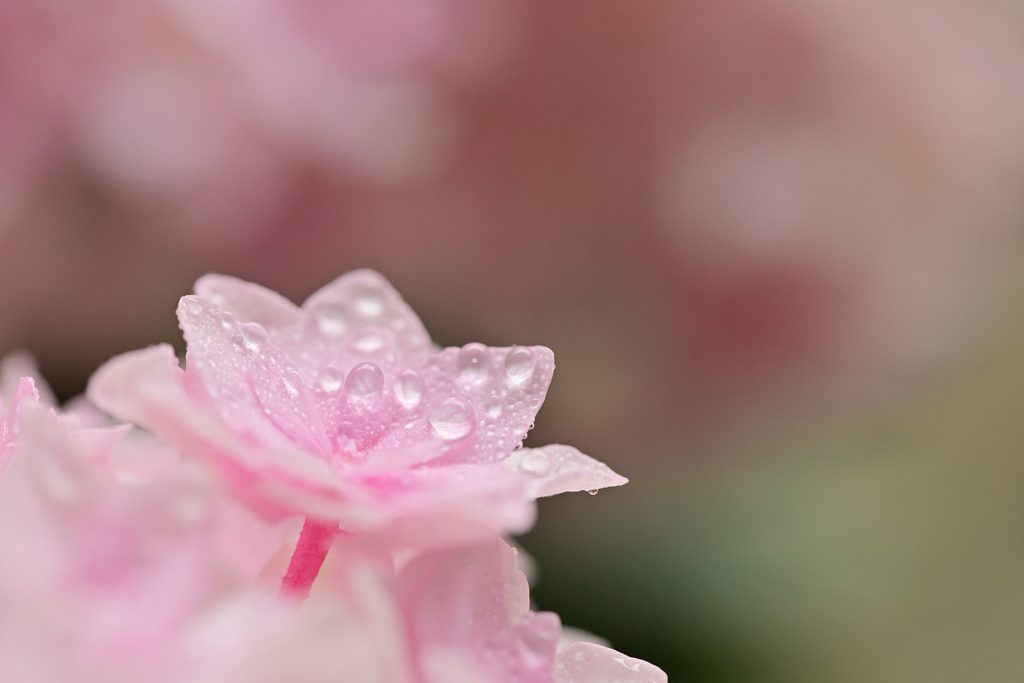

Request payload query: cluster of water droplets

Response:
[443,342,543,455]
[305,282,424,363]
[184,274,553,471]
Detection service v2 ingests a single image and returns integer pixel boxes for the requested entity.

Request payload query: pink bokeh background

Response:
[3,1,1024,679]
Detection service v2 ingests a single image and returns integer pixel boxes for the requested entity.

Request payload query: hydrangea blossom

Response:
[89,270,626,592]
[1,351,663,682]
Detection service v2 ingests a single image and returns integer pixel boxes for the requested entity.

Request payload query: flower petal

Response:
[503,444,628,498]
[398,538,560,682]
[301,269,432,368]
[194,274,302,330]
[178,295,328,456]
[87,345,368,523]
[554,642,667,683]
[416,344,555,464]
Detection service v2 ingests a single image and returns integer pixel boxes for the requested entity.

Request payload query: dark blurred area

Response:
[4,0,1024,680]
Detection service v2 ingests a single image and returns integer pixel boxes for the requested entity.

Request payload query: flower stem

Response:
[280,517,335,599]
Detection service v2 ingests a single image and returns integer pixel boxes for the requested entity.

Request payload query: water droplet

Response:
[239,322,267,352]
[587,489,598,496]
[428,397,475,441]
[345,363,384,398]
[349,329,385,353]
[485,396,503,418]
[519,450,550,475]
[318,366,343,393]
[231,334,246,350]
[394,370,423,408]
[505,346,535,383]
[220,311,236,330]
[353,289,385,318]
[458,343,490,384]
[612,657,642,672]
[282,370,304,397]
[314,303,347,338]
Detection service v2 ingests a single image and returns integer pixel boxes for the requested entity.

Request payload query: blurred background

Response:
[4,0,1024,679]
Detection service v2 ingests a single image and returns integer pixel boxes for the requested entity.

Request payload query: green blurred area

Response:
[523,298,1024,681]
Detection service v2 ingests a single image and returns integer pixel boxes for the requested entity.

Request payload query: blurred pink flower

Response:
[43,0,520,252]
[0,353,656,682]
[0,0,70,235]
[0,369,228,681]
[89,271,625,566]
[389,537,666,683]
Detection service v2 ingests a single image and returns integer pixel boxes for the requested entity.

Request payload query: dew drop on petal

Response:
[394,370,424,409]
[428,397,475,441]
[353,289,385,318]
[459,343,490,383]
[485,396,503,418]
[315,303,348,338]
[349,329,385,353]
[220,311,236,330]
[505,346,535,383]
[587,489,598,495]
[240,322,267,351]
[519,450,550,475]
[231,334,246,351]
[612,656,642,673]
[318,366,343,393]
[283,370,304,397]
[345,363,384,398]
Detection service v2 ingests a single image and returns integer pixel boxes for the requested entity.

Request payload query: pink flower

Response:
[0,396,657,682]
[0,376,219,681]
[0,361,655,682]
[88,271,625,557]
[307,536,667,683]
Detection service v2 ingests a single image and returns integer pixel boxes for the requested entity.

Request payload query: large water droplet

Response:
[428,397,475,441]
[282,370,304,397]
[349,329,385,353]
[394,370,424,409]
[587,489,598,496]
[318,366,343,393]
[314,303,347,338]
[458,343,490,384]
[220,311,236,330]
[345,363,384,398]
[505,346,535,384]
[485,396,504,419]
[239,322,267,352]
[519,450,550,475]
[353,289,385,318]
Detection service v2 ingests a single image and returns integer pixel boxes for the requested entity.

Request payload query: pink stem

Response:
[280,517,335,599]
